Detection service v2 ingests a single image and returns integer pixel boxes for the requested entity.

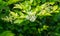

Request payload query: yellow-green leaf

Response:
[53,5,58,11]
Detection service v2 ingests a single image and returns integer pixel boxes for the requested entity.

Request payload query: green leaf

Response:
[49,2,55,5]
[38,10,51,16]
[43,25,49,30]
[14,19,24,24]
[0,31,14,36]
[14,4,23,9]
[53,5,58,11]
[41,0,46,3]
[7,0,20,5]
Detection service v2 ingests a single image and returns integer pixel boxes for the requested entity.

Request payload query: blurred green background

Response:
[0,0,60,36]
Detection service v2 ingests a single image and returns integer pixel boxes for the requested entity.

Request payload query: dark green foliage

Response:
[0,0,60,36]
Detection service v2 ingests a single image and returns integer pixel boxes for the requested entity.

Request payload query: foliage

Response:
[0,0,60,36]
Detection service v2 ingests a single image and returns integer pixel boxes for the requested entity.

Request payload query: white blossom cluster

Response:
[26,12,36,22]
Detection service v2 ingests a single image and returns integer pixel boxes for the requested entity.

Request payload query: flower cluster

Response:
[26,12,36,22]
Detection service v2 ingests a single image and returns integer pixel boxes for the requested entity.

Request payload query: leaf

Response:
[30,0,33,4]
[0,31,14,36]
[53,5,58,11]
[7,0,20,5]
[41,0,46,3]
[43,25,49,30]
[38,10,51,16]
[14,19,24,24]
[14,4,23,9]
[49,2,55,5]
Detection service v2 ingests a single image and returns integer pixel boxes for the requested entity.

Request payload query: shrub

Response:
[0,0,60,36]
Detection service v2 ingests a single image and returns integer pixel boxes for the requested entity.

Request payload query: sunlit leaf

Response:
[14,19,24,24]
[7,0,20,5]
[53,5,58,11]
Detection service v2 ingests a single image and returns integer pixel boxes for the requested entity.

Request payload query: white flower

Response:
[26,12,36,22]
